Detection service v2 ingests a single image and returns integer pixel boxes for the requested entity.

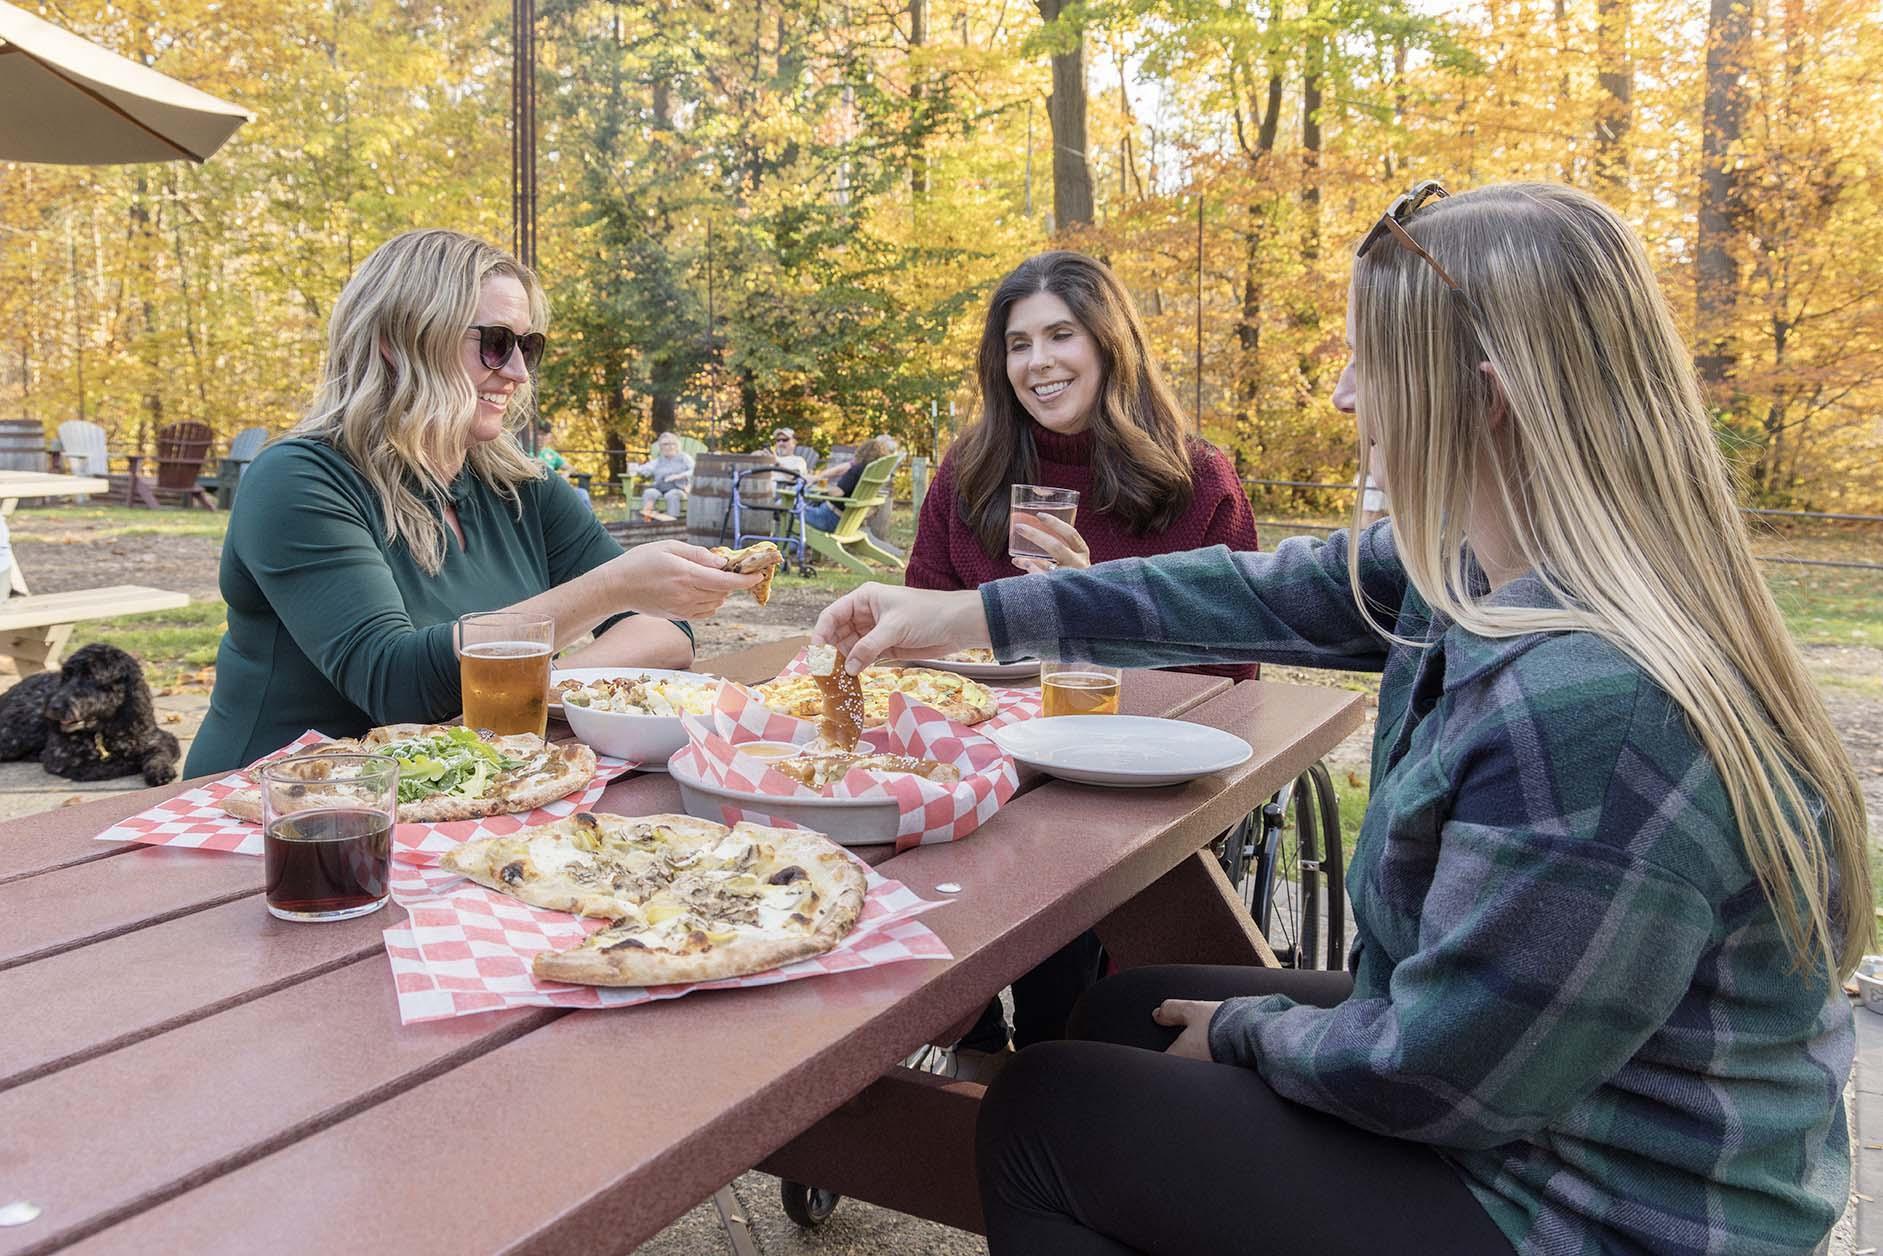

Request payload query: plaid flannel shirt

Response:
[980,522,1852,1256]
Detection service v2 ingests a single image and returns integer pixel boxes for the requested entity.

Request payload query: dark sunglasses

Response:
[1355,180,1466,293]
[465,325,546,372]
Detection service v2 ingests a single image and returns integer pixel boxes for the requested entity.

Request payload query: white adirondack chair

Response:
[56,420,109,502]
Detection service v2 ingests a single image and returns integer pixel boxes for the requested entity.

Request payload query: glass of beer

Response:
[1009,485,1080,568]
[261,754,397,922]
[455,610,554,736]
[1040,660,1123,717]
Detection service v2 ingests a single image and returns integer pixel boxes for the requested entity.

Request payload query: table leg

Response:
[1094,848,1280,969]
[7,561,26,596]
[758,1065,987,1235]
[709,1184,762,1256]
[2,623,73,677]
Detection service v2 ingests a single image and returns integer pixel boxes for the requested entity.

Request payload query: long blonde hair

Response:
[1350,183,1871,978]
[292,229,548,574]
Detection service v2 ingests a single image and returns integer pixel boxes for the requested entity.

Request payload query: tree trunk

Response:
[1696,0,1750,397]
[1594,0,1633,191]
[1036,0,1093,231]
[909,0,929,195]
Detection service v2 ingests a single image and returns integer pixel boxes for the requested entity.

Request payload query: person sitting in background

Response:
[804,433,899,534]
[628,431,695,522]
[816,181,1871,1256]
[533,418,590,509]
[1360,443,1389,526]
[907,249,1261,1081]
[185,228,758,776]
[768,426,809,476]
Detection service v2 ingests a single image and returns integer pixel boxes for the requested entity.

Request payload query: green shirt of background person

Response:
[533,418,569,473]
[185,229,762,776]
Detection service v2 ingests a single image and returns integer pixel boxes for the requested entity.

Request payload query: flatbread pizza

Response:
[441,811,868,986]
[710,541,785,605]
[220,724,597,824]
[757,663,997,730]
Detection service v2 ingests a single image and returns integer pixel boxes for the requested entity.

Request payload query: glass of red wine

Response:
[260,753,398,922]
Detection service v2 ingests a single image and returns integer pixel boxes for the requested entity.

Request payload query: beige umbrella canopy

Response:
[0,0,250,164]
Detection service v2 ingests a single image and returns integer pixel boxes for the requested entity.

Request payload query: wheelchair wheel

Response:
[780,1179,842,1227]
[1217,763,1346,970]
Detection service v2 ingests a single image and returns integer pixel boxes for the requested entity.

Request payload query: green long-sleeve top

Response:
[185,438,690,776]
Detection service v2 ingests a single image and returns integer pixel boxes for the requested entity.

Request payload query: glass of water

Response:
[1009,485,1080,569]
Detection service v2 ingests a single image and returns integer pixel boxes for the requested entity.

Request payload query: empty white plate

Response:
[898,655,1041,684]
[990,716,1253,788]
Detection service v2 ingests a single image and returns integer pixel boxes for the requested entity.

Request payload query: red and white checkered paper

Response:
[381,854,952,1024]
[673,682,1017,852]
[91,730,635,859]
[762,645,1044,731]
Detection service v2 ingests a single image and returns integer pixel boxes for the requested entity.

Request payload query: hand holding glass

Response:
[456,610,554,736]
[262,753,397,922]
[1009,485,1080,568]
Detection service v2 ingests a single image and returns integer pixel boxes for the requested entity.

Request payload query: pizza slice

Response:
[441,811,730,918]
[711,541,786,606]
[219,724,597,824]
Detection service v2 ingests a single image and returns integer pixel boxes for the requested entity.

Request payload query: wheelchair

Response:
[1214,762,1347,971]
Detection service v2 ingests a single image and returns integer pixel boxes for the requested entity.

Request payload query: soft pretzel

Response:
[806,643,866,751]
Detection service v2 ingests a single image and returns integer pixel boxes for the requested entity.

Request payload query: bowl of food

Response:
[1856,957,1883,1016]
[666,742,911,846]
[554,669,722,769]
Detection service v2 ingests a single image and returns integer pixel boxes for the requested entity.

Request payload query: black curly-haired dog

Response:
[0,643,179,786]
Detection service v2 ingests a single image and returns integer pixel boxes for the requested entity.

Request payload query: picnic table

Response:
[0,637,1362,1254]
[0,471,189,674]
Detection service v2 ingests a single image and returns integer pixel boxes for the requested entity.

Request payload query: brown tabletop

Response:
[0,638,1362,1254]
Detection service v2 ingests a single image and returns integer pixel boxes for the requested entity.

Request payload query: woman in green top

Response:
[187,229,759,775]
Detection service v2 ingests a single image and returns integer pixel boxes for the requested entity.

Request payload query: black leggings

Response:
[975,965,1515,1256]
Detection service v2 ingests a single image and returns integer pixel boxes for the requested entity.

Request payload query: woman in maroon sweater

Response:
[908,253,1258,682]
[910,250,1261,1076]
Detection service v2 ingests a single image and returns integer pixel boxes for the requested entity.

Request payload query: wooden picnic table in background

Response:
[0,636,1361,1254]
[0,473,189,674]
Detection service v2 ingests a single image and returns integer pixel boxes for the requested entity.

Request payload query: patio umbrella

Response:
[0,0,250,164]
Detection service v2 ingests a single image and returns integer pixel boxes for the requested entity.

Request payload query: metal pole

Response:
[1194,193,1203,429]
[511,0,537,271]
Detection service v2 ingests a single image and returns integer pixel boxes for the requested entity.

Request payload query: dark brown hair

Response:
[953,251,1196,557]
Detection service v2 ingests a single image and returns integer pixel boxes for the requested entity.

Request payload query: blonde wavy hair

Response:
[291,229,548,575]
[1350,182,1871,979]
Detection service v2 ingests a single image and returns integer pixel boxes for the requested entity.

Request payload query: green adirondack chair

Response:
[803,452,905,575]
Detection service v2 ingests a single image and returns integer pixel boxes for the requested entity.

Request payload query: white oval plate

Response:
[898,655,1041,684]
[989,716,1253,788]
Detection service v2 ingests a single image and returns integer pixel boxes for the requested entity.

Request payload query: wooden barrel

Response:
[0,420,48,472]
[686,452,779,547]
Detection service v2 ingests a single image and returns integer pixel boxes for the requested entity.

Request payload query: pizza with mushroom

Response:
[440,810,868,985]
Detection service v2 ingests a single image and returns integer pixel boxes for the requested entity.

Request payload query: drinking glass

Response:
[1040,660,1123,717]
[455,610,554,736]
[261,753,397,922]
[1009,485,1080,568]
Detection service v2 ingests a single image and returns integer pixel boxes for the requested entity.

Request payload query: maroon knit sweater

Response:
[907,422,1260,681]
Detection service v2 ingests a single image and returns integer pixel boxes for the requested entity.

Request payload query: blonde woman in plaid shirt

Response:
[817,183,1870,1256]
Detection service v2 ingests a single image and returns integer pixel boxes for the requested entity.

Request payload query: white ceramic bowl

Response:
[666,746,903,846]
[1858,971,1883,1017]
[555,668,722,771]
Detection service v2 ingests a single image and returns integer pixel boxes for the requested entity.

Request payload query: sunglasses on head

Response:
[1355,180,1467,294]
[465,325,546,372]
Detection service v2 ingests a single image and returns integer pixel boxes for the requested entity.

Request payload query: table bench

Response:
[0,585,190,676]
